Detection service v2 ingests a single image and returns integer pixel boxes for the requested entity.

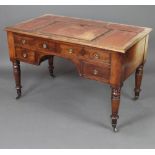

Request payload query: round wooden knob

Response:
[93,69,98,75]
[68,48,73,54]
[94,53,99,59]
[43,43,47,49]
[23,53,27,58]
[22,39,26,44]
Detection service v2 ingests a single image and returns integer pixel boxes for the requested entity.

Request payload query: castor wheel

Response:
[51,74,56,78]
[16,89,21,99]
[113,127,118,132]
[112,122,118,132]
[134,89,141,100]
[134,95,139,100]
[16,94,21,99]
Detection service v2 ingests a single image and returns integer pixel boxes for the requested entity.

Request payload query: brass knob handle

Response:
[43,43,47,49]
[93,69,98,75]
[68,48,73,54]
[22,39,26,44]
[23,53,27,58]
[94,53,99,59]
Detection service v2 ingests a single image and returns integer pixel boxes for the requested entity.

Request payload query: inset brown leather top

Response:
[5,14,152,53]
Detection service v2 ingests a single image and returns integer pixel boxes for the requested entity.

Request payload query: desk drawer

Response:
[15,47,36,64]
[14,34,35,49]
[82,61,110,82]
[59,44,82,58]
[36,39,56,53]
[14,34,57,53]
[80,47,110,64]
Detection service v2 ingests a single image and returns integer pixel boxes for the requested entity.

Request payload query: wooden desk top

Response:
[5,14,152,53]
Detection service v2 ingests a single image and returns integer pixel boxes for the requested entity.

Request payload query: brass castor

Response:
[50,74,56,78]
[134,95,139,100]
[134,88,141,100]
[16,89,21,99]
[111,114,119,133]
[113,127,118,132]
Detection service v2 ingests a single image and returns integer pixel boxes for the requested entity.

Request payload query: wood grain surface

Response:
[5,14,152,53]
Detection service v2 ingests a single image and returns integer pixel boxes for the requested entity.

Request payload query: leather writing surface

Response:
[38,21,110,41]
[6,14,151,53]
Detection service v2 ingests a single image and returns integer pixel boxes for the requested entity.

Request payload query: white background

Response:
[0,0,155,5]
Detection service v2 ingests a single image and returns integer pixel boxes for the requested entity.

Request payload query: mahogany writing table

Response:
[5,14,152,132]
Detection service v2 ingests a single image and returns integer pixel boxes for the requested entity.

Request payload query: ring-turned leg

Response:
[12,60,22,99]
[111,86,121,132]
[134,64,144,100]
[48,56,55,78]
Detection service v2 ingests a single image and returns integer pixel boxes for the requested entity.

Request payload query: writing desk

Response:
[5,14,152,132]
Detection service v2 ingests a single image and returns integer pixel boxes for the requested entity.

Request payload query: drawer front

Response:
[59,44,82,58]
[82,62,110,82]
[36,39,56,53]
[79,47,110,64]
[14,34,35,49]
[14,34,57,53]
[15,47,36,63]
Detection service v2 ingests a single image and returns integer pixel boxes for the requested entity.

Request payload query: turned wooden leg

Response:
[48,56,55,78]
[134,64,144,100]
[12,60,22,99]
[111,86,121,132]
